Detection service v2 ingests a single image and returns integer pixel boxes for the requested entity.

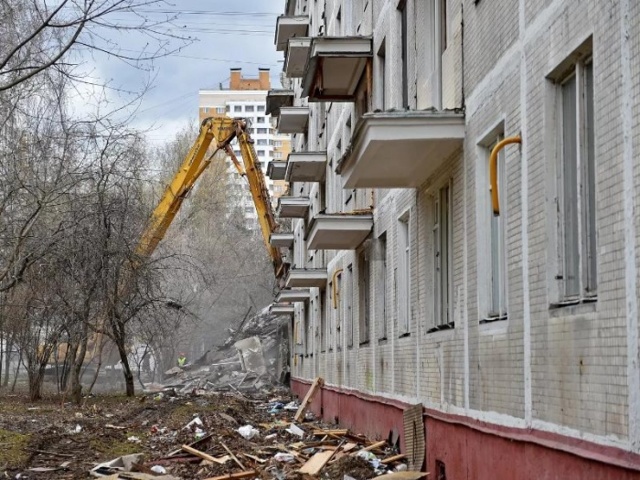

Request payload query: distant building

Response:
[198,68,290,228]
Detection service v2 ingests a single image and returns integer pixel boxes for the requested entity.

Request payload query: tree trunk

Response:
[28,365,45,401]
[11,349,22,392]
[3,336,12,387]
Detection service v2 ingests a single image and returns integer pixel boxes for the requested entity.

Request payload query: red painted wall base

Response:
[291,377,640,480]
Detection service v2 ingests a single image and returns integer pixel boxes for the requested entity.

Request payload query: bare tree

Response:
[0,0,189,92]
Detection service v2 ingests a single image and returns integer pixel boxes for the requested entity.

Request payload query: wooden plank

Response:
[368,472,429,480]
[403,403,425,471]
[381,453,407,464]
[294,376,324,422]
[342,442,358,453]
[298,450,334,475]
[242,453,267,464]
[221,442,245,470]
[181,445,225,465]
[203,471,257,480]
[312,429,348,436]
[352,440,386,456]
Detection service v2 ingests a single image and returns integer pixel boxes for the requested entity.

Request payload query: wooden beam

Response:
[203,471,257,480]
[294,376,324,421]
[181,445,225,465]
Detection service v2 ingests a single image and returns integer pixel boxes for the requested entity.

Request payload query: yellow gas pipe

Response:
[490,136,521,216]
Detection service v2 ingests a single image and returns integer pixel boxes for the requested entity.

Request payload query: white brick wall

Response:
[282,0,640,455]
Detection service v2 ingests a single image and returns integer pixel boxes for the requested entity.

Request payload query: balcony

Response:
[306,214,373,250]
[267,160,287,180]
[276,288,311,303]
[277,196,310,218]
[285,268,327,288]
[301,37,372,102]
[270,232,294,248]
[266,89,294,117]
[269,303,295,316]
[337,111,465,188]
[277,107,309,134]
[285,37,311,78]
[285,151,326,182]
[275,16,309,51]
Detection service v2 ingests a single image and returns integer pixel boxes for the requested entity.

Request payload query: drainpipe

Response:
[490,136,521,215]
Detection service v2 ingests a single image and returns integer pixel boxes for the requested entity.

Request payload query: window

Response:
[203,107,209,113]
[257,139,267,145]
[487,135,507,319]
[275,140,282,147]
[257,105,265,112]
[245,105,254,112]
[257,150,265,156]
[397,215,410,334]
[320,291,327,352]
[398,1,408,108]
[274,151,282,159]
[377,233,388,339]
[256,117,265,123]
[304,301,311,355]
[226,105,230,112]
[377,40,386,110]
[336,272,342,348]
[233,149,241,156]
[358,249,370,344]
[346,265,354,347]
[233,105,241,112]
[257,128,268,134]
[216,107,225,114]
[440,0,447,53]
[557,59,596,301]
[433,182,452,328]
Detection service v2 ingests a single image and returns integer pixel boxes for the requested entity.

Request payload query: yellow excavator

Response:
[138,116,285,275]
[47,116,287,372]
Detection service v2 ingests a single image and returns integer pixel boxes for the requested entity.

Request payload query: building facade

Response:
[199,68,291,227]
[268,0,640,478]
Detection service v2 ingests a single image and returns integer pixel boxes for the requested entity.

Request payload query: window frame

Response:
[554,57,597,304]
[397,213,411,336]
[432,179,453,329]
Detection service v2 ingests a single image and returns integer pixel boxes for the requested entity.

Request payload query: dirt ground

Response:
[0,388,398,479]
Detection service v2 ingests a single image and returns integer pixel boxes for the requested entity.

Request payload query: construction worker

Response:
[177,352,187,367]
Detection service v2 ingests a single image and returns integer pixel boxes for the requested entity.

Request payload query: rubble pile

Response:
[158,308,288,396]
[86,388,423,480]
[0,386,428,479]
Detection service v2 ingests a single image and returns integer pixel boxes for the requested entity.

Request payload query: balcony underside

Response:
[286,151,326,182]
[266,89,294,117]
[277,107,309,134]
[277,196,310,218]
[337,111,466,188]
[301,37,372,102]
[276,288,311,303]
[285,37,311,78]
[285,268,327,288]
[267,161,287,181]
[275,16,309,51]
[269,304,295,315]
[306,214,373,250]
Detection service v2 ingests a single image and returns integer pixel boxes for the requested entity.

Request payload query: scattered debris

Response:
[237,425,259,440]
[294,376,323,422]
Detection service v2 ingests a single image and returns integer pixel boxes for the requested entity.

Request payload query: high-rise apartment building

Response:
[198,68,291,228]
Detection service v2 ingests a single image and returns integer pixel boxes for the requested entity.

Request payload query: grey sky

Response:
[81,0,283,144]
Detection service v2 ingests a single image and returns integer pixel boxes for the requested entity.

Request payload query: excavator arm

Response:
[137,116,284,276]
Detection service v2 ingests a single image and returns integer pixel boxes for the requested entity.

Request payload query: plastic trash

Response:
[285,423,304,438]
[265,433,277,440]
[183,417,203,429]
[237,424,259,440]
[73,424,82,433]
[283,401,299,411]
[150,465,167,474]
[127,436,141,443]
[273,452,295,463]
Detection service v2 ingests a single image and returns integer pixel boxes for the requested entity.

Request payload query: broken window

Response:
[398,0,408,108]
[378,232,388,340]
[488,134,507,320]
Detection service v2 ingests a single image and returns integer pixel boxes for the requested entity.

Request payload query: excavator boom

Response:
[137,116,283,275]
